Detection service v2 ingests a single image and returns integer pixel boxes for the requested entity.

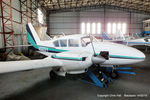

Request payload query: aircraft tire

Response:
[49,70,56,80]
[109,71,118,79]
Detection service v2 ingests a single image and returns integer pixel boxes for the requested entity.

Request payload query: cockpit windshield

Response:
[81,36,98,47]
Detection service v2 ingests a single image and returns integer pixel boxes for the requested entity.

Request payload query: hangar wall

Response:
[48,8,150,36]
[12,0,23,51]
[0,8,3,48]
[48,12,80,35]
[0,0,44,53]
[0,0,22,49]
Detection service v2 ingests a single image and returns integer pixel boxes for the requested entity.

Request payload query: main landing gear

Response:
[49,70,66,80]
[49,70,57,80]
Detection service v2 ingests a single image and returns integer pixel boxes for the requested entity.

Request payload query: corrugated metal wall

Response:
[48,8,150,36]
[48,12,80,35]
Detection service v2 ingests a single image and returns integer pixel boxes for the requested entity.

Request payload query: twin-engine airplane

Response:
[0,23,145,78]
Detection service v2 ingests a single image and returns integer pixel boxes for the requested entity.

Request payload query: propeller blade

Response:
[89,35,107,64]
[89,34,96,56]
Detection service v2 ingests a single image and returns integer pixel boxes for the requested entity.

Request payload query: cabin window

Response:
[68,39,79,47]
[60,40,67,47]
[81,40,86,47]
[53,40,59,47]
[81,37,91,47]
[81,36,97,47]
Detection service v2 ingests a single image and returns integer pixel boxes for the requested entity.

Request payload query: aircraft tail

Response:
[26,23,41,46]
[102,32,112,40]
[117,30,125,40]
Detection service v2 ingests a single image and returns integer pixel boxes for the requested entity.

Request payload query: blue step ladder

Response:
[78,67,135,88]
[106,67,136,75]
[78,70,112,88]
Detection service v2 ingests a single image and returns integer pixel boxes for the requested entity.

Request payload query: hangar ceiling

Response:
[38,0,150,14]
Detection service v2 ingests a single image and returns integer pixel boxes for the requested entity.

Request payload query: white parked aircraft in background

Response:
[102,32,150,46]
[0,23,145,78]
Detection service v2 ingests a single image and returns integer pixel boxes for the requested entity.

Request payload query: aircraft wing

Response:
[0,57,62,74]
[0,45,32,49]
[123,41,150,46]
[123,38,150,46]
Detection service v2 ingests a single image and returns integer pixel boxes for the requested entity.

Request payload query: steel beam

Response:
[0,0,15,52]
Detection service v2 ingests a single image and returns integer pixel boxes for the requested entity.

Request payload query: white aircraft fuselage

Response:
[26,23,146,75]
[35,35,145,66]
[102,32,150,46]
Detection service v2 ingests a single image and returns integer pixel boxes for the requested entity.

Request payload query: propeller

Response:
[89,34,96,56]
[89,34,108,64]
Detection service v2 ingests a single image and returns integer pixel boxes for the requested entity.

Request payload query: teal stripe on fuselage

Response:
[96,53,144,60]
[109,55,144,59]
[52,54,82,61]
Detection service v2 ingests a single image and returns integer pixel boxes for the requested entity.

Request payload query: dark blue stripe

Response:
[26,24,36,44]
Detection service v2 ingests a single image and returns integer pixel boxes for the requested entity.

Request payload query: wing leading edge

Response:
[0,57,62,74]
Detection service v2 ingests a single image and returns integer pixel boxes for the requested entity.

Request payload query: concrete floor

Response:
[0,51,150,100]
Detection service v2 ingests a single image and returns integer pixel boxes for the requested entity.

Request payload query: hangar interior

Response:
[0,0,150,100]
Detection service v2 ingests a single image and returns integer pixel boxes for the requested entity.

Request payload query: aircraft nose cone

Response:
[92,55,106,64]
[136,50,145,61]
[126,47,146,63]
